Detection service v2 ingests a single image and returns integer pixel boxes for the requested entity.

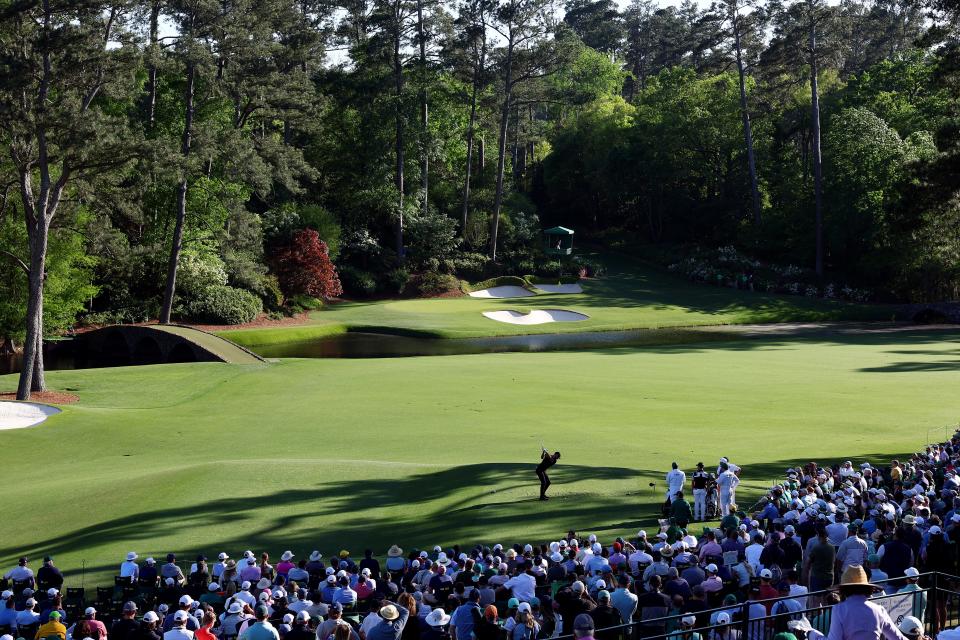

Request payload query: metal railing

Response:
[545,572,958,640]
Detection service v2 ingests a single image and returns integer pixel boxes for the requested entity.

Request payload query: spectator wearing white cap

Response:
[707,612,739,640]
[78,606,109,640]
[235,583,257,608]
[120,553,140,582]
[283,612,313,640]
[164,597,200,633]
[276,552,296,579]
[509,603,539,640]
[15,597,40,628]
[141,558,159,586]
[164,610,195,640]
[0,591,18,632]
[240,558,262,584]
[897,568,926,621]
[211,554,229,581]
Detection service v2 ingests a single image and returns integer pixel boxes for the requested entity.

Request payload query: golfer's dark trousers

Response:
[537,469,551,497]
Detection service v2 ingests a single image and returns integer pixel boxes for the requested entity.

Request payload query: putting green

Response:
[219,255,893,347]
[2,328,958,586]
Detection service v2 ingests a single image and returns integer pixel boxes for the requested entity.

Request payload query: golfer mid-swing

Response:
[536,448,561,500]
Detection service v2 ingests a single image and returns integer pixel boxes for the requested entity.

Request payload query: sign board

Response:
[873,592,918,625]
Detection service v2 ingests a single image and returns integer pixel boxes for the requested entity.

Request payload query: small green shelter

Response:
[544,226,574,256]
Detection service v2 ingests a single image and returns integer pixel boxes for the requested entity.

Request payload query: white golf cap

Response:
[179,595,194,606]
[126,552,138,561]
[84,607,96,616]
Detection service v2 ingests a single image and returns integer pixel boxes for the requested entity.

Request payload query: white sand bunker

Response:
[468,286,535,299]
[0,401,61,430]
[534,283,583,294]
[482,309,590,325]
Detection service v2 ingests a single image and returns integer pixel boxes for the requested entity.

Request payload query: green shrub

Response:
[403,272,461,297]
[383,268,410,295]
[182,285,263,325]
[451,252,489,281]
[260,275,285,312]
[462,275,531,292]
[338,265,378,297]
[288,294,324,312]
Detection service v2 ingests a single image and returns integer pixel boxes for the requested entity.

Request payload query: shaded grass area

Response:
[215,254,895,347]
[2,328,958,586]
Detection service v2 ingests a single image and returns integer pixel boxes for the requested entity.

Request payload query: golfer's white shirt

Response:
[667,469,686,497]
[503,573,536,602]
[717,471,739,494]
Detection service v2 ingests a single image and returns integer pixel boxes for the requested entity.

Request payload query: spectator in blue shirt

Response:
[449,590,481,640]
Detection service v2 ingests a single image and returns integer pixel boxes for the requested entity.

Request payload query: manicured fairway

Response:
[2,328,958,586]
[220,255,892,347]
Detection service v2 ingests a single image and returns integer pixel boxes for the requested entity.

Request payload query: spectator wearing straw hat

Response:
[120,553,140,582]
[382,544,407,575]
[365,602,409,640]
[277,553,296,579]
[794,565,909,640]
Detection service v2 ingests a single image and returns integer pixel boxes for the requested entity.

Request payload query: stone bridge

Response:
[66,325,265,368]
[898,302,960,324]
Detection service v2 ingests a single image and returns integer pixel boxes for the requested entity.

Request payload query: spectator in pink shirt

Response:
[699,532,723,562]
[276,552,296,578]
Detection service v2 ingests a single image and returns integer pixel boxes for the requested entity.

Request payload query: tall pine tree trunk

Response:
[732,14,761,226]
[17,218,48,400]
[460,11,485,234]
[160,62,195,324]
[417,0,428,216]
[809,12,824,277]
[393,9,405,261]
[146,0,160,126]
[489,37,514,262]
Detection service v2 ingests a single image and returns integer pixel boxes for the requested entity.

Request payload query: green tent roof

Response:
[543,226,574,235]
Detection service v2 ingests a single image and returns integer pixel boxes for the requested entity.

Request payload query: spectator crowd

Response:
[4,431,960,640]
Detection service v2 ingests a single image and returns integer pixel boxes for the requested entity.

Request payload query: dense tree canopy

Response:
[2,0,960,397]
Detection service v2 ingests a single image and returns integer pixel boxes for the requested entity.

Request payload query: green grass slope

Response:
[1,328,956,585]
[218,254,894,347]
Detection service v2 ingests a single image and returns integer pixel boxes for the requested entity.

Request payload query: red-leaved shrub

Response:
[270,229,343,299]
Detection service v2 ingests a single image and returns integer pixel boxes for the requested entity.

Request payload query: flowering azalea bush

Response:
[666,245,872,302]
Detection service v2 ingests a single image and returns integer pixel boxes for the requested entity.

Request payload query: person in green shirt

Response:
[720,511,740,534]
[671,492,693,528]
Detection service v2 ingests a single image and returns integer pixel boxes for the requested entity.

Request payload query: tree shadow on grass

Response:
[2,451,931,582]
